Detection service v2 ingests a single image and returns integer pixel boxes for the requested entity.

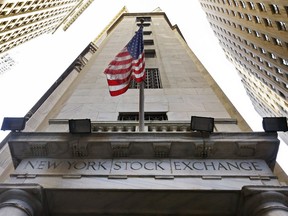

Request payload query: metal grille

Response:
[118,112,168,121]
[130,68,162,89]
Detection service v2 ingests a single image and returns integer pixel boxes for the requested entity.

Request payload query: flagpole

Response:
[139,18,145,132]
[139,81,145,131]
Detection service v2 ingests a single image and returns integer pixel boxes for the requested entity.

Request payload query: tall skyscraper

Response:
[199,0,288,144]
[0,9,287,215]
[0,0,92,53]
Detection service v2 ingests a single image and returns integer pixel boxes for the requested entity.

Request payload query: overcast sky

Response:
[0,0,287,172]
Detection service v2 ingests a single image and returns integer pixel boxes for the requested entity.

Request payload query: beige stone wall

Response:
[39,13,249,132]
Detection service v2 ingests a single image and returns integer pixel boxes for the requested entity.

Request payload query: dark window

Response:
[136,17,151,22]
[285,6,288,15]
[253,16,261,23]
[144,49,156,58]
[247,2,255,10]
[257,3,266,11]
[144,39,154,45]
[275,21,287,31]
[263,18,272,27]
[279,91,286,99]
[130,68,162,89]
[137,23,150,27]
[272,37,282,46]
[143,31,152,35]
[269,4,280,14]
[118,112,168,121]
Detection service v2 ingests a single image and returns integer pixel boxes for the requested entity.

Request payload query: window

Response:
[276,68,283,75]
[239,12,244,19]
[239,1,246,8]
[269,4,280,14]
[118,112,168,121]
[279,91,286,99]
[263,18,272,27]
[285,6,288,15]
[258,57,263,63]
[272,38,282,46]
[266,62,272,68]
[143,31,152,35]
[233,0,238,7]
[144,49,156,58]
[257,3,266,11]
[144,39,154,45]
[136,17,151,22]
[130,68,162,89]
[270,53,277,60]
[260,48,267,54]
[263,34,269,41]
[246,14,252,21]
[254,31,261,37]
[137,23,150,27]
[5,3,14,8]
[275,21,287,31]
[282,58,288,66]
[253,16,261,23]
[247,2,255,10]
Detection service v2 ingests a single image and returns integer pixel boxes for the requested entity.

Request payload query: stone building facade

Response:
[199,0,288,144]
[0,10,287,215]
[0,0,92,53]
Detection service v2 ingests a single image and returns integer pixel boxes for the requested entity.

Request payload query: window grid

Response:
[130,68,162,89]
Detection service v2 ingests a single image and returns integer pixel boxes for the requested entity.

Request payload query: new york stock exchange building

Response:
[0,9,288,216]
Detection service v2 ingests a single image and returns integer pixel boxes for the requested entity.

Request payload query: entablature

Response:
[8,130,279,170]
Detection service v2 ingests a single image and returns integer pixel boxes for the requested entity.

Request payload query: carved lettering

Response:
[47,161,62,169]
[217,162,228,170]
[203,162,216,170]
[251,161,262,171]
[98,161,107,170]
[113,162,121,170]
[226,162,240,170]
[67,161,76,170]
[182,162,193,170]
[156,162,165,170]
[144,161,154,170]
[239,162,253,171]
[173,162,181,170]
[24,161,36,169]
[192,162,204,170]
[17,159,272,177]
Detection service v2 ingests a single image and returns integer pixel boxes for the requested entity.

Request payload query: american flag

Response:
[104,26,145,96]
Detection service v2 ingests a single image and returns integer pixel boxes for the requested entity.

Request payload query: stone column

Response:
[0,189,42,216]
[0,199,33,216]
[242,188,288,216]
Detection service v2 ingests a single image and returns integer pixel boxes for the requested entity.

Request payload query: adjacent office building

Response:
[199,0,288,144]
[0,0,93,53]
[0,9,287,215]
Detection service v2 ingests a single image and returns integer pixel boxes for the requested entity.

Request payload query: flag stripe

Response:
[104,26,145,96]
[109,84,130,96]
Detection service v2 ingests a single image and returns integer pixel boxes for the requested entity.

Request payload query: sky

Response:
[0,0,287,172]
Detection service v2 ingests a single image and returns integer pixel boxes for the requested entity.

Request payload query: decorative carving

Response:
[30,143,48,157]
[70,140,88,157]
[111,142,130,158]
[237,142,257,157]
[195,141,214,158]
[153,142,171,158]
